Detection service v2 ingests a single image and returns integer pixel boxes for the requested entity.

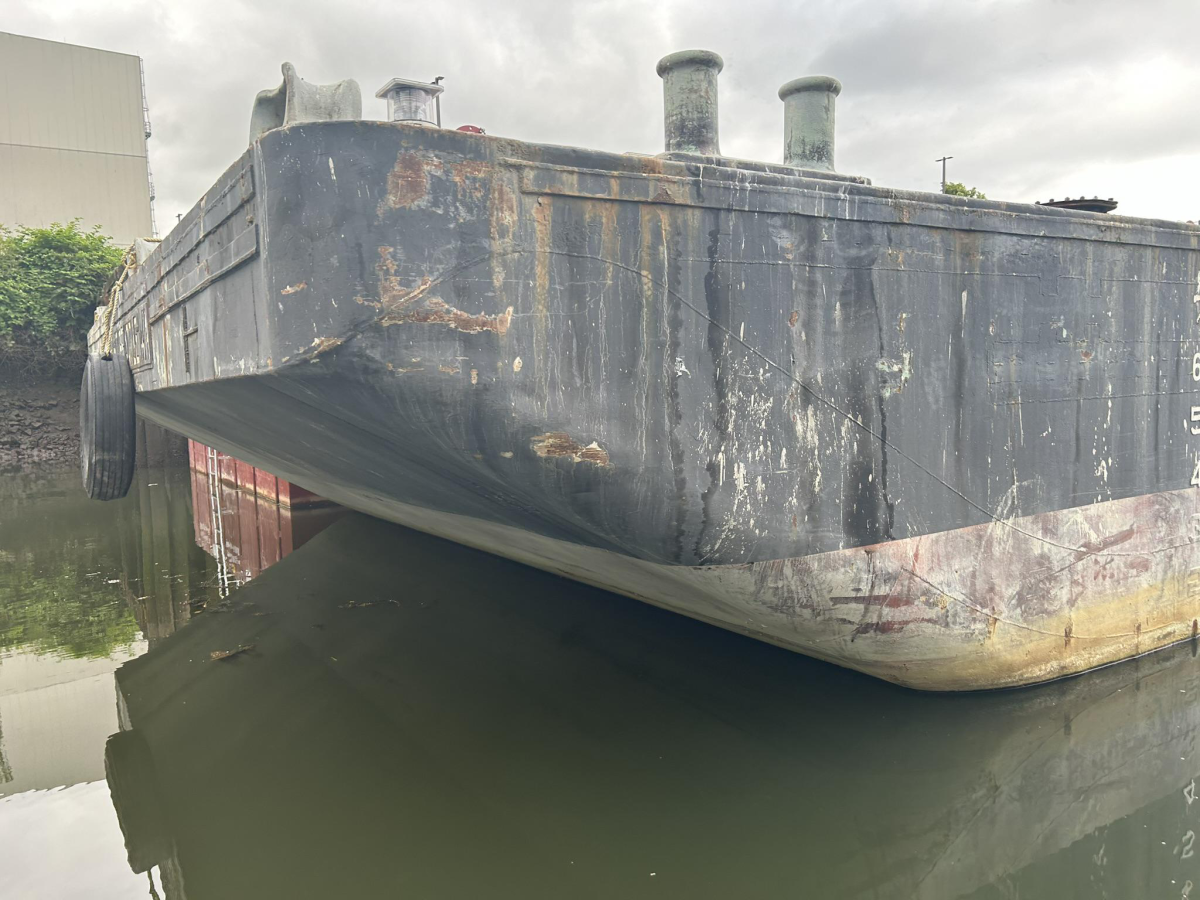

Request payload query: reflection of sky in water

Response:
[0,781,151,900]
[1,449,331,898]
[0,646,145,798]
[0,460,221,898]
[0,648,150,899]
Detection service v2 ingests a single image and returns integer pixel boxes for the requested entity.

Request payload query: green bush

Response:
[0,221,125,381]
[943,182,987,199]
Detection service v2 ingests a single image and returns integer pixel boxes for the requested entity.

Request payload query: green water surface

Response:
[3,460,1200,899]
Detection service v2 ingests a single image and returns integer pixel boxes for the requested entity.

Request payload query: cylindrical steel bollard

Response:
[779,75,841,171]
[656,50,724,156]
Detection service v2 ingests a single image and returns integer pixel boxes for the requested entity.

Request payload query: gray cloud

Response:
[7,0,1199,225]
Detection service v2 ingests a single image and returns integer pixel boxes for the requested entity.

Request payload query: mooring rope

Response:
[100,238,162,360]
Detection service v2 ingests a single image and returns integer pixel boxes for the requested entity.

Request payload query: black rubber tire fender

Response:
[80,353,136,500]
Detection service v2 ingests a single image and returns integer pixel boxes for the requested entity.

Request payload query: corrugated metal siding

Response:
[0,32,152,246]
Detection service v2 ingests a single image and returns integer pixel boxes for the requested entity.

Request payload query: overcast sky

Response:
[7,0,1200,228]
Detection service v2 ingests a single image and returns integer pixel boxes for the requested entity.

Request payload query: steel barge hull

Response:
[88,62,1200,690]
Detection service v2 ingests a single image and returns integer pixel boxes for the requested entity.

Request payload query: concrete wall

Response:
[0,32,153,246]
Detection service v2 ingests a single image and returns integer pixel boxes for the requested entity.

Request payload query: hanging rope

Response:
[100,238,162,360]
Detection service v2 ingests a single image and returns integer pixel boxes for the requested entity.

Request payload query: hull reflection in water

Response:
[186,440,342,591]
[107,514,1200,899]
[0,426,348,899]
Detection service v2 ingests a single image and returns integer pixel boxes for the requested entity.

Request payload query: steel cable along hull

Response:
[90,121,1200,689]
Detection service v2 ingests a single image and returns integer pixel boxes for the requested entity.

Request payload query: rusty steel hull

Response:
[90,120,1200,689]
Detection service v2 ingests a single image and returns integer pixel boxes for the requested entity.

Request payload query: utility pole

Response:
[936,156,954,192]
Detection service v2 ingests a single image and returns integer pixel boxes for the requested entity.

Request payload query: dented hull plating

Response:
[90,120,1200,689]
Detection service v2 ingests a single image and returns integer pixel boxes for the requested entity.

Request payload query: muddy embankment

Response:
[0,381,80,469]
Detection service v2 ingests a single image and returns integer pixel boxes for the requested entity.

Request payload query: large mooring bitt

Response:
[655,48,844,175]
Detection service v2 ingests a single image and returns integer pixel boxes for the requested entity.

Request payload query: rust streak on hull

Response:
[384,297,513,335]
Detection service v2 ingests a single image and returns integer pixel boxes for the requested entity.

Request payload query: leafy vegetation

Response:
[0,221,124,381]
[943,182,987,199]
[0,558,140,658]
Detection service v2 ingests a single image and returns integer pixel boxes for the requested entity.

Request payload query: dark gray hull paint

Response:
[93,121,1200,688]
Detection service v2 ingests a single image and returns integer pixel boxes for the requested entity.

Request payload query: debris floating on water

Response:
[210,644,256,661]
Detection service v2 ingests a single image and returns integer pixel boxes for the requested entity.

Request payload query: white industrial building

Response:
[0,32,155,247]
